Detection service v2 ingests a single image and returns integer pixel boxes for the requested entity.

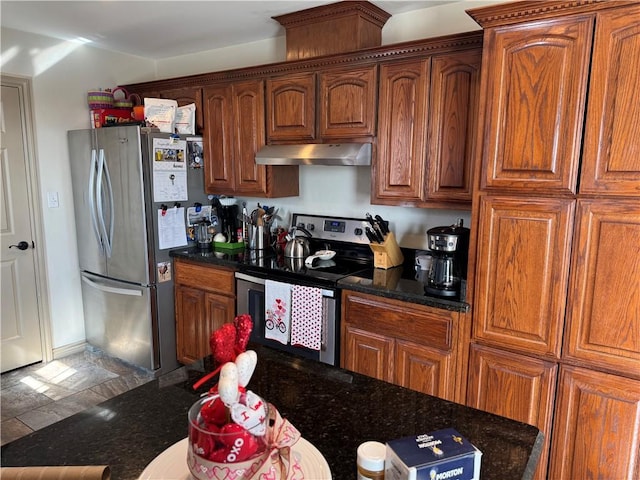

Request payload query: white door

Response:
[1,78,44,372]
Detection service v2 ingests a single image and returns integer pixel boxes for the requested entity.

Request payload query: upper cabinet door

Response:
[266,73,316,142]
[318,65,377,140]
[481,16,594,194]
[232,80,267,196]
[203,84,235,193]
[580,5,640,196]
[427,50,481,203]
[374,59,430,203]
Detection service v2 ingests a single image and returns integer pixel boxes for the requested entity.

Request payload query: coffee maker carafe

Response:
[424,219,470,299]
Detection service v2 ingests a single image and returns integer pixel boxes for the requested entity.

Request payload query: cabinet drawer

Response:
[342,291,455,351]
[174,260,235,295]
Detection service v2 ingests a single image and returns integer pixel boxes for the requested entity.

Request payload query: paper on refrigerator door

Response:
[152,137,188,202]
[157,207,188,250]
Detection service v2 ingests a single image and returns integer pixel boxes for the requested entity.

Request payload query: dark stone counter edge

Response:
[1,346,544,480]
[337,280,470,312]
[169,248,469,313]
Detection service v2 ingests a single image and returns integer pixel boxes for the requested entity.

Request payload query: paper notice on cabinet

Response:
[152,137,188,202]
[158,207,188,250]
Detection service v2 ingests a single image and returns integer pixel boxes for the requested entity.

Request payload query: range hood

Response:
[255,143,372,166]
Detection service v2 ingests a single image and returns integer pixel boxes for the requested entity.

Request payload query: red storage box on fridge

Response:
[90,109,134,128]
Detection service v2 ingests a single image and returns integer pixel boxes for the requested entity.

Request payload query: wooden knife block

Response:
[369,232,404,269]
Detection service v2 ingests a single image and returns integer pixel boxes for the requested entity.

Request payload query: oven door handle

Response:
[235,271,336,298]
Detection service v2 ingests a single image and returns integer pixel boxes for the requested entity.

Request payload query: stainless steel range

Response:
[235,214,374,366]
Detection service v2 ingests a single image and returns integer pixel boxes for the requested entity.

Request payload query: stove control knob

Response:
[306,224,315,231]
[354,227,363,236]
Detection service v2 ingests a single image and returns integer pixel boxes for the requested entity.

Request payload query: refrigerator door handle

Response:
[81,274,143,297]
[88,149,104,255]
[96,149,115,258]
[102,149,115,257]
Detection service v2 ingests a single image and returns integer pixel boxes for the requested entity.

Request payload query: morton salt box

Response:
[385,428,482,480]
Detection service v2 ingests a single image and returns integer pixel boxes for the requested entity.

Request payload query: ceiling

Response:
[1,1,455,60]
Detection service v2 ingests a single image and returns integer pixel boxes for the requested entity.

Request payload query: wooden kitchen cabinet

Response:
[265,65,377,143]
[548,365,640,480]
[203,80,299,197]
[427,50,481,203]
[266,72,316,142]
[374,58,430,204]
[342,326,394,383]
[467,343,557,480]
[374,46,481,207]
[341,290,460,402]
[563,199,640,378]
[466,3,640,479]
[479,5,640,196]
[474,195,575,359]
[579,4,640,196]
[174,260,236,364]
[318,65,377,140]
[479,15,593,194]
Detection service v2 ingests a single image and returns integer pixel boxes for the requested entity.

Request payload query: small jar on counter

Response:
[357,441,386,480]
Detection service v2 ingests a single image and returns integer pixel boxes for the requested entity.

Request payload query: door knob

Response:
[9,241,32,250]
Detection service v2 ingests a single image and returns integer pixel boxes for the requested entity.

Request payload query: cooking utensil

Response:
[365,226,382,243]
[366,212,386,240]
[284,226,312,258]
[374,215,389,235]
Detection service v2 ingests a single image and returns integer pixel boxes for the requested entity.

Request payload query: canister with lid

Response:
[357,441,386,479]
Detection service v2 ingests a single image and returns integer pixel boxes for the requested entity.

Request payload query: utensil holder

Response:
[369,232,404,269]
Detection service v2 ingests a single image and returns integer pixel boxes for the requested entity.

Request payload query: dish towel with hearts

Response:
[290,285,323,350]
[265,280,291,345]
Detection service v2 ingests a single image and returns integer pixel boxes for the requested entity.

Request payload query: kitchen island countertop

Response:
[1,346,543,480]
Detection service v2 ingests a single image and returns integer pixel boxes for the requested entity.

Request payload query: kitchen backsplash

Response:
[236,165,471,250]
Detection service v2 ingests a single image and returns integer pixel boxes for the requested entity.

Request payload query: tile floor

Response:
[1,349,155,446]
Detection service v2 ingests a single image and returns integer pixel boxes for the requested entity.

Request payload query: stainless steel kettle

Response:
[284,226,312,258]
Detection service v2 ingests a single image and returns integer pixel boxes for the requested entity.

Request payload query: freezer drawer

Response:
[80,273,158,370]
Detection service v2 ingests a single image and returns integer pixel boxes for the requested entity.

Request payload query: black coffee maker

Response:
[424,219,470,299]
[219,204,239,243]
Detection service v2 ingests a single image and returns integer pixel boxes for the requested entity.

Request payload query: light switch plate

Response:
[47,191,59,208]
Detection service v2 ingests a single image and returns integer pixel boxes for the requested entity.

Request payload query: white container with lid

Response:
[357,441,386,479]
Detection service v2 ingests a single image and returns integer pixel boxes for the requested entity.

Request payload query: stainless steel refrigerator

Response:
[68,125,208,374]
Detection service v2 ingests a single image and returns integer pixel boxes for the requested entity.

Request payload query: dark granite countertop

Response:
[169,247,469,312]
[2,346,543,480]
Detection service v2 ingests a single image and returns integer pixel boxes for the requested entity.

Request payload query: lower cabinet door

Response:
[342,325,394,383]
[395,339,454,401]
[175,286,206,365]
[549,365,640,480]
[175,286,234,364]
[466,343,557,480]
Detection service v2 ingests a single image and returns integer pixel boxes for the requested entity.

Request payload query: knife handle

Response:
[365,226,380,243]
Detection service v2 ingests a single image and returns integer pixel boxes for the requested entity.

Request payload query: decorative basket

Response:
[87,89,113,109]
[112,87,133,109]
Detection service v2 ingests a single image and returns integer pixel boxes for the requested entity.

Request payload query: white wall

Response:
[0,0,502,355]
[1,27,156,353]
